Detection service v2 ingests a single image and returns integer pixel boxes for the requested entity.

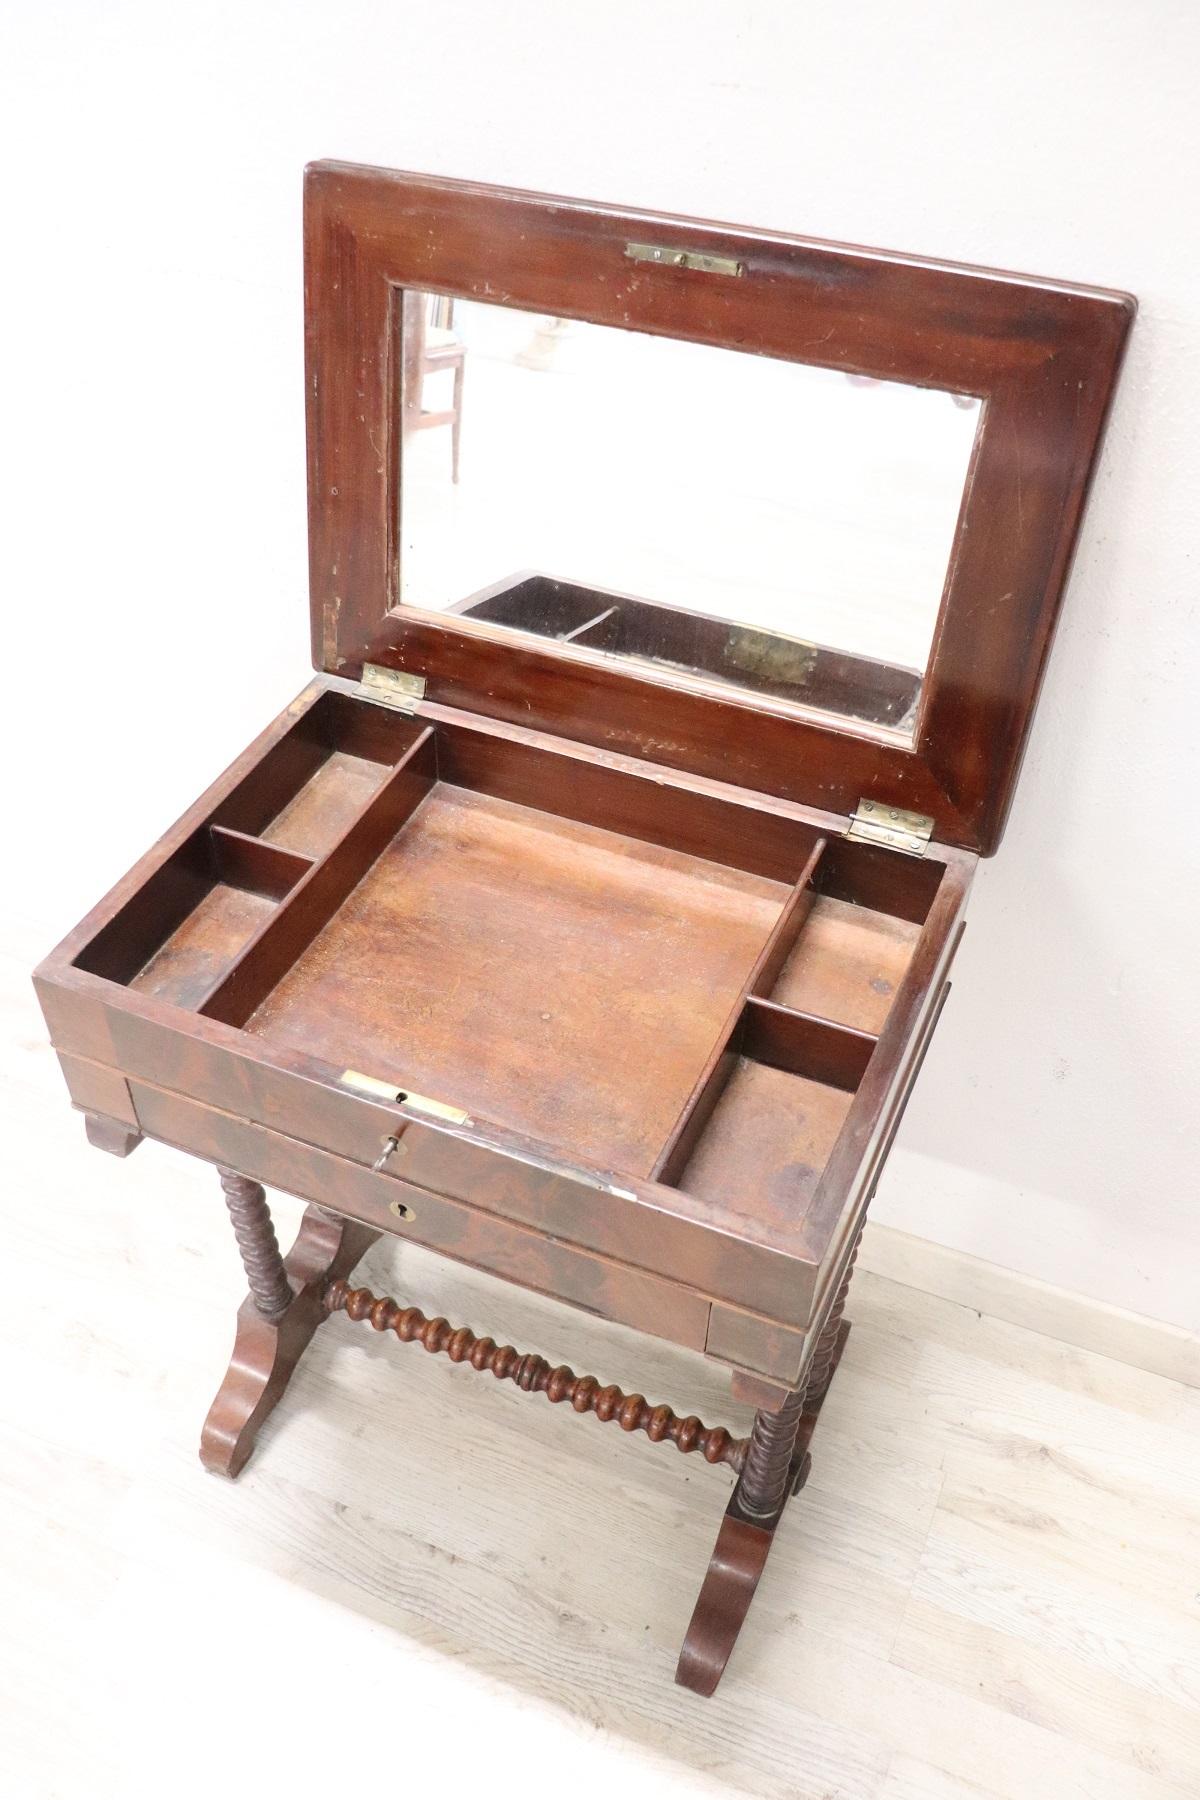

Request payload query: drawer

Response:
[128,1077,712,1354]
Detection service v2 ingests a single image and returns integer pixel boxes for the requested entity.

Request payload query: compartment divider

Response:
[560,606,619,644]
[208,827,315,900]
[812,833,943,925]
[198,727,438,1028]
[209,730,329,838]
[433,716,827,883]
[742,996,876,1092]
[745,849,827,997]
[651,1031,744,1188]
[650,835,828,1184]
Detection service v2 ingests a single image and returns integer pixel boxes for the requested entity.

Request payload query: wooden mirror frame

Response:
[305,161,1133,854]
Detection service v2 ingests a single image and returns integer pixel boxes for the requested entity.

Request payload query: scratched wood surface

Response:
[4,910,1199,1800]
[247,782,786,1174]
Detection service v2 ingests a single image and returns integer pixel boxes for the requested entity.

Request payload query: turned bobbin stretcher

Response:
[35,163,1132,1693]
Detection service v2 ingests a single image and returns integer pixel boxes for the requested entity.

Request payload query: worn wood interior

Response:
[69,688,953,1236]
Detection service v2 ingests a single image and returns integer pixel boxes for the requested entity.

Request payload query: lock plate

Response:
[340,1069,472,1126]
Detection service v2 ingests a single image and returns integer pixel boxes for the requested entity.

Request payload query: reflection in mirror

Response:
[397,291,980,736]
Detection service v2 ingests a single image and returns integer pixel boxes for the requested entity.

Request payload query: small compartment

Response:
[211,690,425,860]
[260,753,386,855]
[658,997,876,1231]
[766,837,944,1032]
[129,882,275,1007]
[450,572,613,640]
[74,826,312,1011]
[678,1059,853,1219]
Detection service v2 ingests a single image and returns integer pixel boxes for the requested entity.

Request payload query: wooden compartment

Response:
[39,159,1129,1366]
[52,685,969,1297]
[665,998,876,1225]
[764,838,944,1033]
[246,783,788,1174]
[73,826,313,1010]
[210,689,426,858]
[677,1060,853,1222]
[60,693,961,1245]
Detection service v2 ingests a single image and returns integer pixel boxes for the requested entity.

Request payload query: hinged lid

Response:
[305,160,1134,854]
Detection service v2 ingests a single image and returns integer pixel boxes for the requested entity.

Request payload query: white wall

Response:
[5,2,1197,1328]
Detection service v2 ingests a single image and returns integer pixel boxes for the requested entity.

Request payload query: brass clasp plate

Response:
[340,1069,472,1127]
[625,241,744,278]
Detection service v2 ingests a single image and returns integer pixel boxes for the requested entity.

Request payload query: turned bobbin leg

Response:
[737,1384,810,1518]
[676,1227,861,1696]
[218,1169,293,1320]
[201,1172,379,1478]
[804,1233,860,1411]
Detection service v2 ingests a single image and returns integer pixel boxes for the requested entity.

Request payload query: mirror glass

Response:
[397,291,981,737]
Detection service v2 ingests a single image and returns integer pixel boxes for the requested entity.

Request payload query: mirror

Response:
[397,291,981,737]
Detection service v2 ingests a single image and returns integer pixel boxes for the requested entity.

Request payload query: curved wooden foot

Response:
[201,1203,379,1478]
[675,1444,813,1697]
[676,1317,851,1696]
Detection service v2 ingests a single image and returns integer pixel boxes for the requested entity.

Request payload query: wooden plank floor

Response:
[3,914,1199,1800]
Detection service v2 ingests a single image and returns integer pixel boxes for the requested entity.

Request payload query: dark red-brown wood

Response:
[324,1278,748,1469]
[38,686,974,1346]
[201,1195,379,1478]
[676,1273,856,1697]
[304,162,1133,855]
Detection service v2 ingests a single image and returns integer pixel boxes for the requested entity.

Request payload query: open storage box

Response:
[34,162,1132,1696]
[45,677,972,1349]
[59,683,969,1277]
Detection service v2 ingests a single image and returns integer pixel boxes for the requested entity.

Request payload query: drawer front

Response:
[56,1050,140,1128]
[128,1078,712,1354]
[37,972,807,1326]
[705,1304,810,1386]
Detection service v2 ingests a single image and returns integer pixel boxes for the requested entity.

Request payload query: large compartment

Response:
[247,785,786,1173]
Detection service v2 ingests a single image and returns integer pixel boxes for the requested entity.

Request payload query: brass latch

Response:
[846,798,934,858]
[360,664,427,713]
[625,241,744,278]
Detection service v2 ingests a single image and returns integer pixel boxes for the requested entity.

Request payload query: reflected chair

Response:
[401,291,466,481]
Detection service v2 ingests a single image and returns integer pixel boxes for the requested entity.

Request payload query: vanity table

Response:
[34,163,1132,1695]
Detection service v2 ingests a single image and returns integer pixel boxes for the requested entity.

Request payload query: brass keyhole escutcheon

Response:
[388,1199,415,1222]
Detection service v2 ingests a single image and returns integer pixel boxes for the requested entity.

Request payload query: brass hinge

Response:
[625,241,744,278]
[846,797,934,858]
[360,663,426,713]
[339,1068,472,1126]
